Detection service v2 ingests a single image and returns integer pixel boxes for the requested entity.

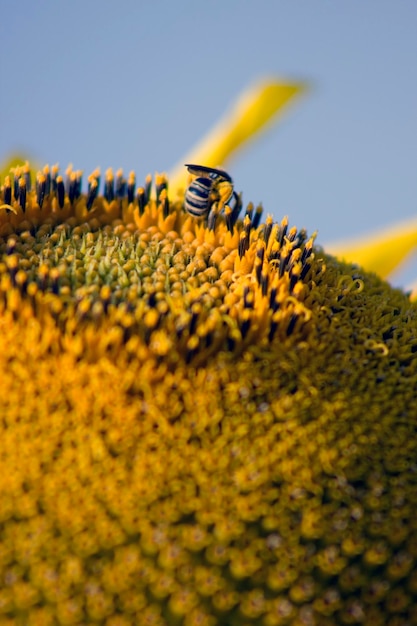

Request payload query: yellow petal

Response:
[0,154,36,181]
[168,78,307,196]
[326,217,417,279]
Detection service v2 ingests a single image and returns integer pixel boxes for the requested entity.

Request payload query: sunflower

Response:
[0,81,416,626]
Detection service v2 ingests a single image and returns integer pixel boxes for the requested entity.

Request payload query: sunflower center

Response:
[0,165,317,365]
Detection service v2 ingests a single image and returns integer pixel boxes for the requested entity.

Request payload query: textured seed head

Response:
[0,163,416,624]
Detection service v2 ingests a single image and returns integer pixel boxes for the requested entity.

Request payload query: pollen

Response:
[0,163,417,624]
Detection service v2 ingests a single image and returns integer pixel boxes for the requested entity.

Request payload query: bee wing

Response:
[185,164,232,182]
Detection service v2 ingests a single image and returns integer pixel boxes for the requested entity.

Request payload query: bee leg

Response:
[231,191,241,210]
[230,191,242,225]
[217,181,234,213]
[207,203,220,231]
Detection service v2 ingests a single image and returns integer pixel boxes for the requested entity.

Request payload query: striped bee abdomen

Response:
[184,176,213,217]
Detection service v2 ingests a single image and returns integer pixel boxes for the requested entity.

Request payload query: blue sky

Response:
[1,0,416,282]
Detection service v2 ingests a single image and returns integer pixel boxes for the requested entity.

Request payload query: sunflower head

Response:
[0,162,416,626]
[0,162,319,367]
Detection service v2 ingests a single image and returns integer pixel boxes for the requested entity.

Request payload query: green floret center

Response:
[0,169,318,365]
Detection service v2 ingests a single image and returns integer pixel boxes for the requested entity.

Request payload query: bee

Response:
[184,164,238,219]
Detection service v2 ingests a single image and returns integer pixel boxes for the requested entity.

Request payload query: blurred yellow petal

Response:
[0,154,35,181]
[168,78,307,196]
[326,217,417,280]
